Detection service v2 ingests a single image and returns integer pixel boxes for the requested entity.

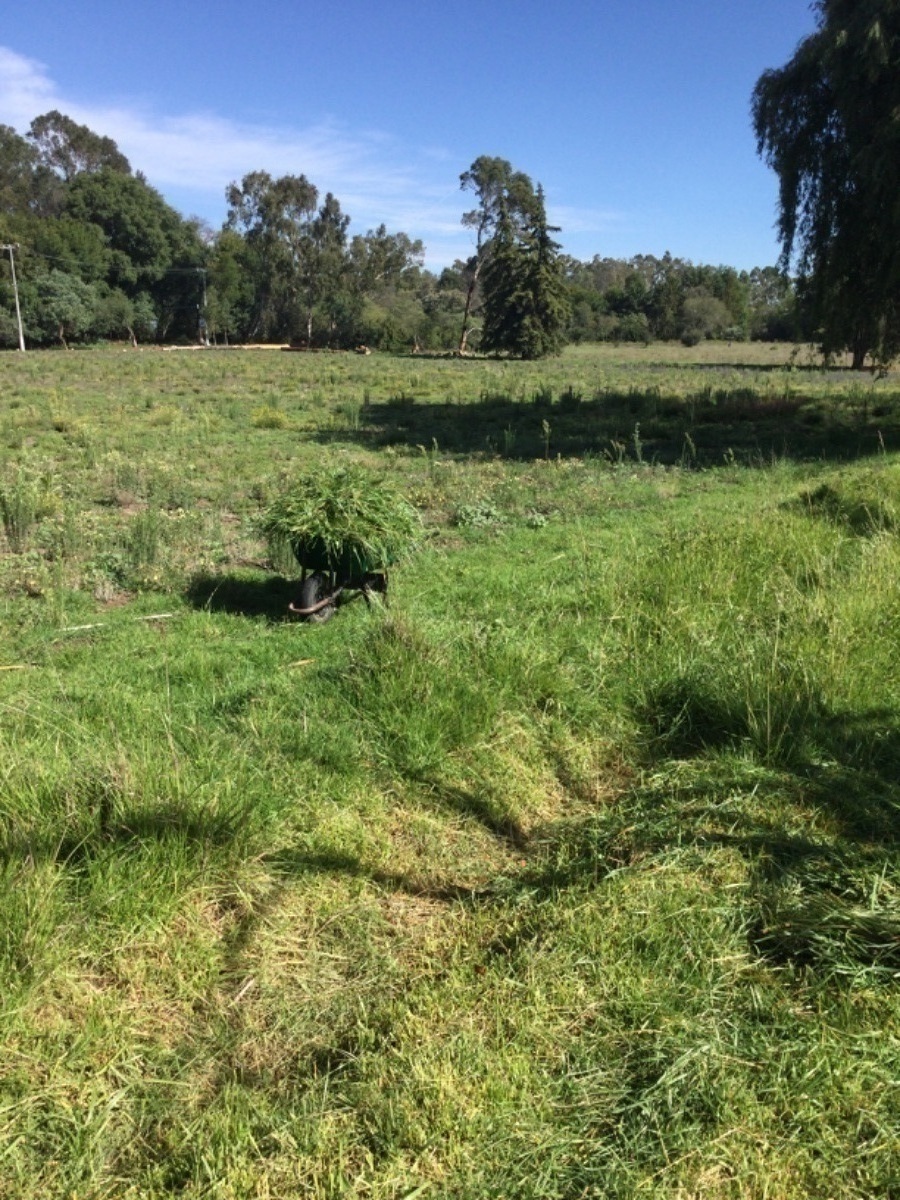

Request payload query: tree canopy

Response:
[29,110,131,181]
[753,0,900,368]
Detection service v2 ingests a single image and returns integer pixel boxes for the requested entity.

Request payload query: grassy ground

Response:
[1,343,900,1197]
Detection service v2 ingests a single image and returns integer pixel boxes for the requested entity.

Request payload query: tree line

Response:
[0,117,796,356]
[5,0,897,370]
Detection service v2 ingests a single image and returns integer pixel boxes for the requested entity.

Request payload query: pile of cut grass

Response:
[258,463,421,577]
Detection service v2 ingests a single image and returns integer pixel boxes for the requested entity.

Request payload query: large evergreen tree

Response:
[752,0,900,368]
[457,156,538,353]
[481,185,570,359]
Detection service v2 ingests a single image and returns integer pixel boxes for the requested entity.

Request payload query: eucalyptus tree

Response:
[298,192,350,345]
[344,225,427,347]
[206,228,253,343]
[0,125,38,217]
[753,0,900,367]
[224,174,362,344]
[28,110,131,181]
[0,124,62,222]
[349,224,424,294]
[225,171,318,339]
[747,266,798,340]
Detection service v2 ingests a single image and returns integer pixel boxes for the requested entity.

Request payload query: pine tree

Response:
[481,185,570,359]
[479,206,524,355]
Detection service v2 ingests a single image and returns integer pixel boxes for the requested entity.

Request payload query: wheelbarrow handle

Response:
[288,585,344,617]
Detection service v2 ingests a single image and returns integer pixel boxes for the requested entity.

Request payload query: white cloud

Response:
[0,46,391,191]
[0,45,612,268]
[549,204,624,236]
[0,44,471,265]
[0,46,56,127]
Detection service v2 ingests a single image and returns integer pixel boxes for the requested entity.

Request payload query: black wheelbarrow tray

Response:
[287,537,392,623]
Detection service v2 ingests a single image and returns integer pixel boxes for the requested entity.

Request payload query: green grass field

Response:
[1,343,900,1197]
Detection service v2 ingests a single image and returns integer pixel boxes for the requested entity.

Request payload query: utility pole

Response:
[197,267,208,346]
[1,244,25,352]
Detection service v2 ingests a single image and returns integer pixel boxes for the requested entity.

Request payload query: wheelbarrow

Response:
[287,537,389,624]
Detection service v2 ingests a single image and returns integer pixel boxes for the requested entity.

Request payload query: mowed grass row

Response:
[1,346,899,1196]
[2,340,900,474]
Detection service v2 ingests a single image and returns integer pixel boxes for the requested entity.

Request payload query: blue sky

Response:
[0,1,818,271]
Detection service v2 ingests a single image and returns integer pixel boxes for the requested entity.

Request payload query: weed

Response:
[127,507,162,567]
[523,509,548,528]
[251,404,289,429]
[452,499,506,527]
[0,462,57,552]
[605,437,627,465]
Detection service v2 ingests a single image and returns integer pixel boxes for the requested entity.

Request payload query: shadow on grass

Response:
[0,798,244,871]
[634,674,900,842]
[3,659,897,981]
[423,780,529,849]
[688,360,867,376]
[313,388,900,464]
[804,708,900,844]
[184,570,296,621]
[525,695,900,976]
[264,846,491,904]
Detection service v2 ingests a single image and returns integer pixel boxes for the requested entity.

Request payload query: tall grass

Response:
[0,462,57,552]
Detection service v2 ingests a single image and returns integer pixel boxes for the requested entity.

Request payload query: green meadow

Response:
[1,342,900,1198]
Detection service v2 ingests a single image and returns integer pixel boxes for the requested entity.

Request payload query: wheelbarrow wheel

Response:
[296,572,336,624]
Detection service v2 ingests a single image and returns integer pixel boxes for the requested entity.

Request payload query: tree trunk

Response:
[851,340,867,370]
[458,260,482,354]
